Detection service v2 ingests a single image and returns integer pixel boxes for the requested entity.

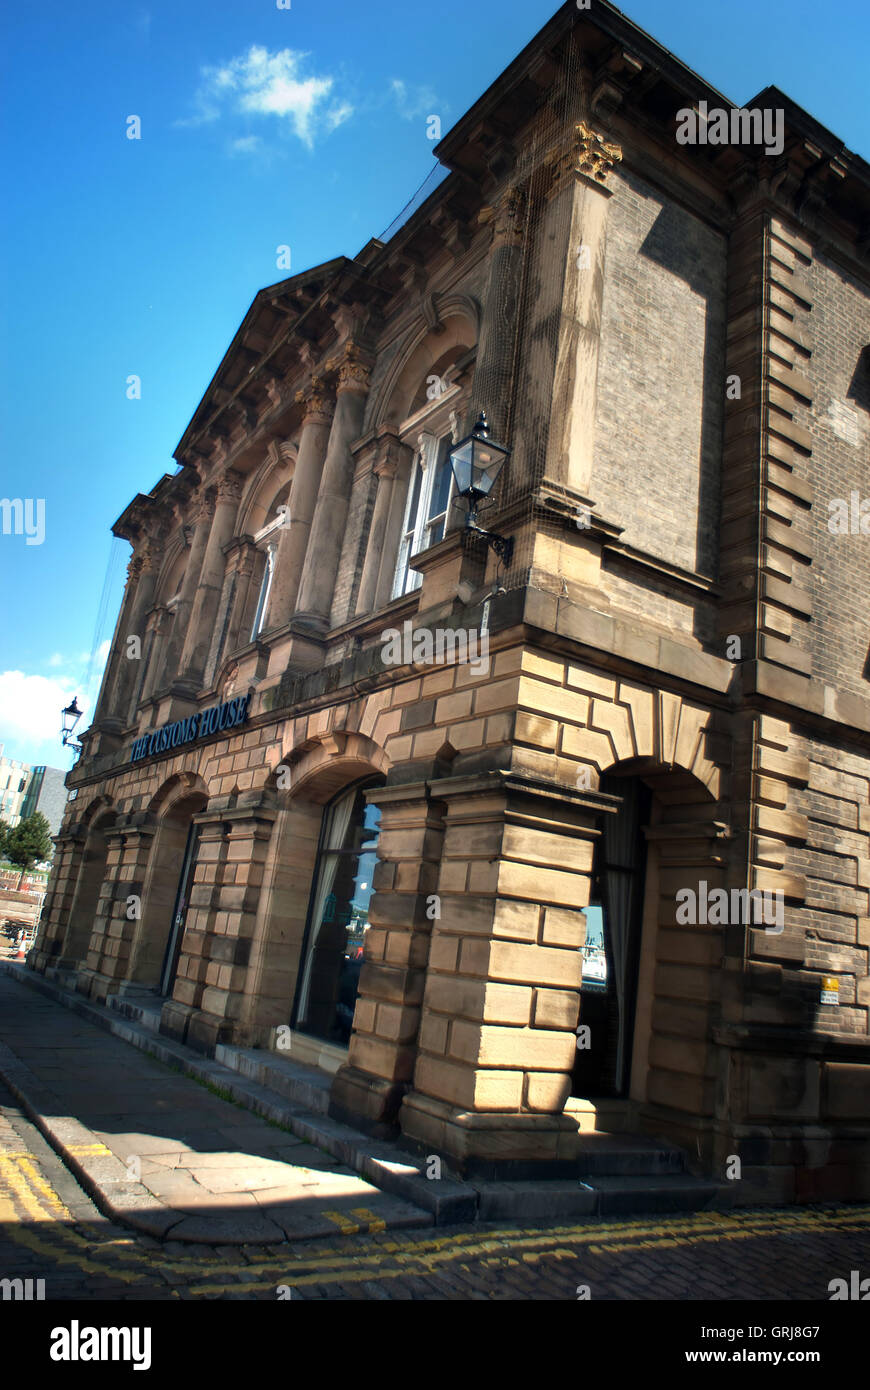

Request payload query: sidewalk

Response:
[0,970,429,1245]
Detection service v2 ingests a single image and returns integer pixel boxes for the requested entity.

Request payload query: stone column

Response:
[354,432,411,616]
[223,541,260,653]
[138,607,172,706]
[162,807,277,1051]
[293,346,371,634]
[30,830,81,973]
[96,819,156,991]
[396,772,601,1174]
[161,488,215,691]
[104,539,165,727]
[75,823,128,1001]
[91,548,149,729]
[330,783,447,1131]
[264,381,334,632]
[541,122,621,496]
[178,471,243,686]
[468,184,528,441]
[204,537,252,686]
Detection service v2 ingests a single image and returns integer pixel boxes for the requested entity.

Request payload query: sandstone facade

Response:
[33,4,870,1202]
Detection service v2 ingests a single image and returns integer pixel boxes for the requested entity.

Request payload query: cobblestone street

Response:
[3,1081,869,1302]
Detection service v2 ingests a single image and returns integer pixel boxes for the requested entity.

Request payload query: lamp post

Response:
[60,697,83,755]
[448,411,514,567]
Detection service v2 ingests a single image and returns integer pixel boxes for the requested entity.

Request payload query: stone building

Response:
[0,748,32,828]
[19,766,68,840]
[32,1,870,1203]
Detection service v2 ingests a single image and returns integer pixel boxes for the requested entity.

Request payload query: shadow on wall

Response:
[638,197,726,594]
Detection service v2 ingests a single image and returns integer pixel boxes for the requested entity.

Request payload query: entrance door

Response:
[572,776,650,1098]
[159,822,199,997]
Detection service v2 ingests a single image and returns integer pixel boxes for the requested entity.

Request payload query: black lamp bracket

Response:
[465,519,514,568]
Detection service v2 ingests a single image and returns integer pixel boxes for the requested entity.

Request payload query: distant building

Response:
[0,748,32,828]
[19,766,67,840]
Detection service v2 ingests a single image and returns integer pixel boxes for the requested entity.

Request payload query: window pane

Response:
[580,904,608,989]
[427,437,453,522]
[425,517,446,547]
[407,456,423,527]
[295,781,384,1045]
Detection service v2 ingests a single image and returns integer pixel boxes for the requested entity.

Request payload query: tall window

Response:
[250,506,287,640]
[294,778,384,1046]
[392,431,457,599]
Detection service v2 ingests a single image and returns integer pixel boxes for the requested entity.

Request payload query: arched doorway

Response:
[133,782,208,994]
[292,776,385,1046]
[571,758,727,1119]
[62,809,114,967]
[572,773,652,1098]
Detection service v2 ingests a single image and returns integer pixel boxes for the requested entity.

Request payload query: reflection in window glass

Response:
[295,781,384,1046]
[581,904,608,989]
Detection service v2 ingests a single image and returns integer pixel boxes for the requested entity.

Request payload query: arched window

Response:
[293,777,385,1045]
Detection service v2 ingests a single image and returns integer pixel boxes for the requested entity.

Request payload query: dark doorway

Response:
[572,775,651,1098]
[159,822,200,997]
[292,778,384,1046]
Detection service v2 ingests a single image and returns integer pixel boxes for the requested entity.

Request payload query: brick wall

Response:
[594,167,727,578]
[805,252,870,696]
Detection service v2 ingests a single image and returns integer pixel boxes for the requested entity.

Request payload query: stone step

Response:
[476,1174,726,1221]
[587,1174,726,1216]
[572,1133,687,1177]
[108,993,163,1035]
[565,1097,637,1134]
[216,1044,334,1116]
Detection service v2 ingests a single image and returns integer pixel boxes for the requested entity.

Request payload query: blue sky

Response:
[1,0,867,769]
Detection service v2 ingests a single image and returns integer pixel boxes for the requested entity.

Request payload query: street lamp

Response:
[449,411,514,567]
[60,697,83,753]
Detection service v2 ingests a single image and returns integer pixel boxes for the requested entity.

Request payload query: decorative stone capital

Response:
[325,341,372,395]
[216,469,244,505]
[478,184,527,247]
[547,122,622,194]
[295,375,335,425]
[139,537,165,576]
[126,553,145,586]
[374,433,410,480]
[193,487,217,525]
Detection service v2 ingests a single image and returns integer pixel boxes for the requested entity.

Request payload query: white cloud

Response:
[183,46,353,148]
[228,135,262,157]
[0,672,90,767]
[390,78,439,121]
[0,643,111,767]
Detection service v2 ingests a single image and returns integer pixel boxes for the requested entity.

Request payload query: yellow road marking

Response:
[16,1156,72,1217]
[3,1137,870,1297]
[350,1208,387,1233]
[323,1210,362,1235]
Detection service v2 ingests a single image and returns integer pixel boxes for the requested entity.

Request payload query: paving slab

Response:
[0,972,430,1244]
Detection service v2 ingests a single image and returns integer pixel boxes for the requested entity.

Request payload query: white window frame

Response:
[391,389,463,601]
[250,508,287,640]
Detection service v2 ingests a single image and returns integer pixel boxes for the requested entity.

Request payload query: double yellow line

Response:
[2,1145,869,1298]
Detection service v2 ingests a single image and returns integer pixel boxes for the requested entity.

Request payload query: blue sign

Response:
[130,694,252,763]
